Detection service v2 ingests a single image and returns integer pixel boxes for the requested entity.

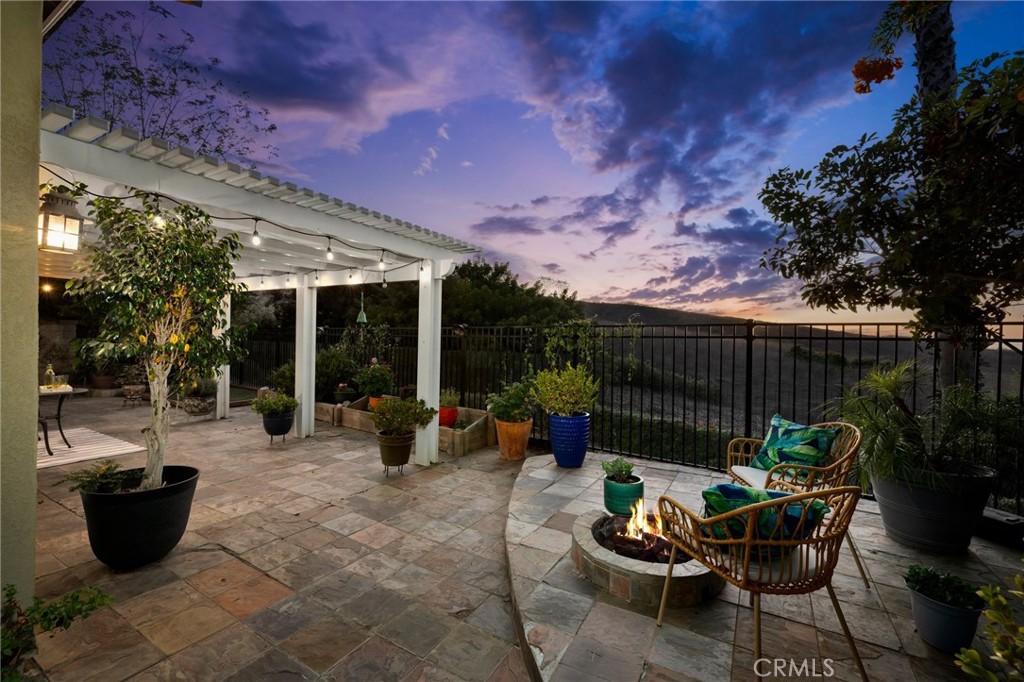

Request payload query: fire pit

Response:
[571,503,725,608]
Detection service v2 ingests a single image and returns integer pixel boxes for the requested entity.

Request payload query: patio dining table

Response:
[38,387,88,456]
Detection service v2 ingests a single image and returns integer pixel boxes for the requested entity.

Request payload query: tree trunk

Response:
[142,363,169,489]
[913,2,957,100]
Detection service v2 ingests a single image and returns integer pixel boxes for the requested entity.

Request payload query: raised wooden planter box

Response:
[439,407,495,457]
[314,401,339,424]
[341,401,495,456]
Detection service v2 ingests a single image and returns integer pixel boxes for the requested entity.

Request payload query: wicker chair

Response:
[656,487,868,682]
[726,421,870,588]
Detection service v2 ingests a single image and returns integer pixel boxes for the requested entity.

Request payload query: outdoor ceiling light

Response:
[378,251,386,270]
[326,239,335,261]
[251,219,262,246]
[38,191,84,253]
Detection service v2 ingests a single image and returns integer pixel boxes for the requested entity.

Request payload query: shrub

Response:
[487,376,536,422]
[250,392,299,416]
[532,364,599,416]
[56,459,145,494]
[355,361,394,397]
[905,564,983,609]
[440,388,460,408]
[371,397,437,435]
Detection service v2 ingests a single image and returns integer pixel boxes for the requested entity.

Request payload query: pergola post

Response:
[294,275,317,437]
[216,293,232,419]
[415,260,442,465]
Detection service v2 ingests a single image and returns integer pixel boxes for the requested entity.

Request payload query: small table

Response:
[38,387,88,456]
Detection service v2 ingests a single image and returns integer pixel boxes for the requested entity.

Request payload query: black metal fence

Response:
[233,321,1024,513]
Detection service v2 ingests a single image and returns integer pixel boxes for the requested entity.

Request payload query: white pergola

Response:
[37,104,480,465]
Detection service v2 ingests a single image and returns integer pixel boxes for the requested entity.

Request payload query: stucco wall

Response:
[1,1,42,598]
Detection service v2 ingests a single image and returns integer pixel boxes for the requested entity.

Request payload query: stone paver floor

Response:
[27,394,1023,681]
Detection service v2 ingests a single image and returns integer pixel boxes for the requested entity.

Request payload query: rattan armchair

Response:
[656,487,868,682]
[726,421,870,588]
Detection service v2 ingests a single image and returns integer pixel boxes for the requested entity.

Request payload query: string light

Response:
[326,238,335,261]
[251,219,262,246]
[377,251,386,270]
[382,273,388,289]
[348,270,354,282]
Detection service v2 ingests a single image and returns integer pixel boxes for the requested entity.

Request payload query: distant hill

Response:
[581,301,748,326]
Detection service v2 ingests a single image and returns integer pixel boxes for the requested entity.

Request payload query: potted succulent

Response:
[371,397,437,476]
[905,564,984,653]
[438,388,460,428]
[832,360,1021,553]
[66,190,243,570]
[532,363,599,468]
[251,392,300,442]
[602,456,644,516]
[487,376,536,461]
[355,359,394,410]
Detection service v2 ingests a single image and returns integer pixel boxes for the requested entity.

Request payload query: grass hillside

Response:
[582,301,748,326]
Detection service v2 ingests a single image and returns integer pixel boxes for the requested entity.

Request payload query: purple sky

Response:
[46,1,1023,323]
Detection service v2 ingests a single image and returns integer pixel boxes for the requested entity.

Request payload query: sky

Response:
[44,1,1023,324]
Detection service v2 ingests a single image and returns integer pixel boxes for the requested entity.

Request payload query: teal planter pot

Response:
[549,412,590,468]
[604,476,644,516]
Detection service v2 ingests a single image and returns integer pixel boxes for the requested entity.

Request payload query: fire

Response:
[624,498,662,541]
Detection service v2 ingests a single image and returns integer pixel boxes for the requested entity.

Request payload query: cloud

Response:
[542,263,565,275]
[437,123,450,141]
[470,215,545,236]
[414,146,440,176]
[461,160,474,167]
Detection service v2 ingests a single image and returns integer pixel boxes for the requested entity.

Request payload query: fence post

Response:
[744,319,754,438]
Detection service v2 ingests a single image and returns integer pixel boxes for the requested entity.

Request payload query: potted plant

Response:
[1,583,112,680]
[602,456,644,516]
[487,376,535,462]
[334,382,358,404]
[438,388,460,428]
[180,375,218,417]
[370,397,437,476]
[251,392,300,441]
[532,363,599,468]
[956,567,1023,679]
[905,564,984,653]
[354,359,393,410]
[65,190,243,570]
[832,360,1021,553]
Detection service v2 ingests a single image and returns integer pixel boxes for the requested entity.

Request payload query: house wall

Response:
[1,1,42,598]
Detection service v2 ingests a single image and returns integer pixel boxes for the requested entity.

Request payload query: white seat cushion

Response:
[745,548,819,584]
[732,465,769,489]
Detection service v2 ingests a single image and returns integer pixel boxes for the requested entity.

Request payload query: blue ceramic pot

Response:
[549,412,590,468]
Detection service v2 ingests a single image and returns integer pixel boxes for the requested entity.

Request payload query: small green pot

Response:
[604,475,644,516]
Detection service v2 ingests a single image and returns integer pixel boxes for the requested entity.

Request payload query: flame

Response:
[624,498,662,540]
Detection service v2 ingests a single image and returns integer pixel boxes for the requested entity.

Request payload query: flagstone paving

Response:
[27,394,1022,681]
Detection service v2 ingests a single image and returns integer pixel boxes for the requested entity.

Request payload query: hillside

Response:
[582,301,748,326]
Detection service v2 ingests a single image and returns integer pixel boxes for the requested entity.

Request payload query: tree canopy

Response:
[760,51,1024,342]
[43,2,276,164]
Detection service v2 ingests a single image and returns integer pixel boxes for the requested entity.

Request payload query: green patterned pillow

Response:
[700,483,830,555]
[749,414,837,472]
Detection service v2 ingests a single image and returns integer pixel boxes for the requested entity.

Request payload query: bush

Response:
[589,408,734,469]
[250,392,299,416]
[371,397,437,435]
[905,564,983,610]
[532,364,599,416]
[268,343,359,402]
[355,361,394,397]
[487,376,536,422]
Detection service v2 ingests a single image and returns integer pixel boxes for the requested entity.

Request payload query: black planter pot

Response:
[80,465,200,570]
[871,465,997,554]
[377,431,415,476]
[263,411,295,442]
[909,588,983,653]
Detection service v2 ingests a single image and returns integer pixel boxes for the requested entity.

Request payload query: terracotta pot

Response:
[496,418,532,461]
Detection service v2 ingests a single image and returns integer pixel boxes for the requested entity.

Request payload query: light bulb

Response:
[252,229,261,246]
[377,252,386,270]
[326,245,335,261]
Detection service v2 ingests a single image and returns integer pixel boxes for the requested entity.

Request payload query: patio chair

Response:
[726,421,870,588]
[656,486,868,682]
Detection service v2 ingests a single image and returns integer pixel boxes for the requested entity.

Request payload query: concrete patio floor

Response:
[28,394,1021,681]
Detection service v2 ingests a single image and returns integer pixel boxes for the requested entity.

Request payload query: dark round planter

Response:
[80,465,199,570]
[604,475,645,516]
[909,588,983,653]
[549,412,590,468]
[377,431,416,475]
[439,406,459,428]
[871,465,997,554]
[263,411,294,438]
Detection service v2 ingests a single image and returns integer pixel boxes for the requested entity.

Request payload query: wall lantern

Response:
[38,192,83,253]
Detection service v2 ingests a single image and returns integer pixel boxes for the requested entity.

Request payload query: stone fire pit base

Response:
[571,509,725,608]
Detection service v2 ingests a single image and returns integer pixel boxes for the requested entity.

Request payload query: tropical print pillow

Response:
[700,483,830,556]
[749,414,838,472]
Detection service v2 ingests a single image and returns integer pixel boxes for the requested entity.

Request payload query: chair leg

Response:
[845,534,870,589]
[752,592,762,662]
[656,545,677,626]
[826,583,869,682]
